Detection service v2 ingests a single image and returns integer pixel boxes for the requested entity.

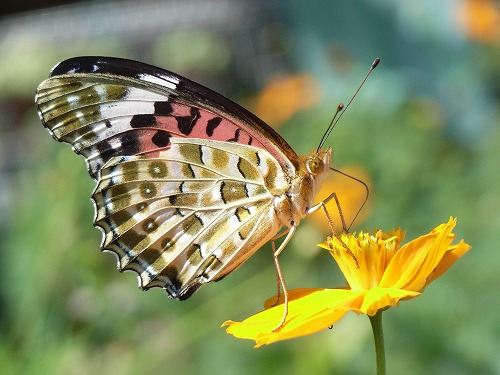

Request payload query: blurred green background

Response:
[1,1,498,374]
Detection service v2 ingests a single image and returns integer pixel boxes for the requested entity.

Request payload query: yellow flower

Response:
[222,218,471,347]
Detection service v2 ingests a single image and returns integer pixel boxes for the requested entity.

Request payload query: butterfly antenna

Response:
[317,57,380,153]
[316,104,344,154]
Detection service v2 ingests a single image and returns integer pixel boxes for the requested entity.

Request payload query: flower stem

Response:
[369,311,386,375]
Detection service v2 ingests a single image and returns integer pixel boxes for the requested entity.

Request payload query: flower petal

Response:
[351,287,421,316]
[222,288,364,347]
[321,229,407,290]
[424,239,471,286]
[380,218,457,291]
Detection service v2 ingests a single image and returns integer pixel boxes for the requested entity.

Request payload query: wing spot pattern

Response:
[140,182,157,198]
[143,218,158,232]
[227,128,241,142]
[154,101,173,115]
[206,116,222,136]
[177,107,201,135]
[130,114,156,128]
[148,160,168,177]
[151,131,171,147]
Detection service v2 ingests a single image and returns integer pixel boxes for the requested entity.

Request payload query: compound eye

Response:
[306,156,323,174]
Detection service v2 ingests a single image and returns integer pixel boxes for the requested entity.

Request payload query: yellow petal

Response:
[352,287,421,316]
[425,239,471,286]
[380,218,457,291]
[223,288,364,347]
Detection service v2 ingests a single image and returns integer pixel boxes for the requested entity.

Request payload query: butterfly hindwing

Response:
[92,138,287,299]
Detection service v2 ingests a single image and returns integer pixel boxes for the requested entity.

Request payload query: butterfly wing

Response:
[36,56,297,299]
[36,56,297,179]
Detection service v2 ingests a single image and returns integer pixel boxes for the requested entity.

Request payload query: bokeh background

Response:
[1,1,498,374]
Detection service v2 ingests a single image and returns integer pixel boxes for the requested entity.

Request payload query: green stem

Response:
[369,311,386,375]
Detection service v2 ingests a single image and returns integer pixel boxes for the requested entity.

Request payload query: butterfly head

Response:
[286,148,332,223]
[306,148,332,177]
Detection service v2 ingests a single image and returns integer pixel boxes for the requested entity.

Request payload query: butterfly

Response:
[36,57,366,323]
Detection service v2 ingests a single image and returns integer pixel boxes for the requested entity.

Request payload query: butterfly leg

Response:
[271,241,283,307]
[270,226,296,331]
[307,191,347,232]
[270,229,291,307]
[308,193,359,268]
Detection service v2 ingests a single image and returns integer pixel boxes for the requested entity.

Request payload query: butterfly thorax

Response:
[274,148,332,228]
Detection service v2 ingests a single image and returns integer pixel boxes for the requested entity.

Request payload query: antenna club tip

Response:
[338,103,344,111]
[372,58,380,68]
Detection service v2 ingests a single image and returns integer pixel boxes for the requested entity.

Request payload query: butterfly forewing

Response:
[36,57,297,179]
[36,56,331,302]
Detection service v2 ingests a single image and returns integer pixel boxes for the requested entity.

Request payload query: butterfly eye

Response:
[306,156,324,175]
